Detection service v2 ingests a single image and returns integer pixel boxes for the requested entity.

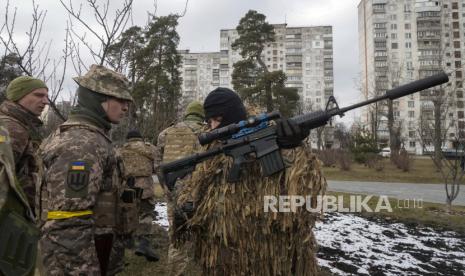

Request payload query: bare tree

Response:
[0,0,69,121]
[419,117,463,211]
[60,0,134,69]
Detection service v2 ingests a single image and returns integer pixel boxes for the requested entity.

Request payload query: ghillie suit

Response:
[176,143,327,275]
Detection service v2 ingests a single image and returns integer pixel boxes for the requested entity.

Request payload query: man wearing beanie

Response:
[117,129,159,262]
[155,100,205,275]
[0,75,49,212]
[39,65,134,275]
[172,87,326,275]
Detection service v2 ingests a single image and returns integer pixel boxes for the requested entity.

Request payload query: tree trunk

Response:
[434,100,442,169]
[387,99,398,161]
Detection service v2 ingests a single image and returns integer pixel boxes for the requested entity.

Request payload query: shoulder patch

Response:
[66,161,90,198]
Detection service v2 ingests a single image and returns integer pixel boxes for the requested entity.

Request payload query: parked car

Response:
[379,147,391,158]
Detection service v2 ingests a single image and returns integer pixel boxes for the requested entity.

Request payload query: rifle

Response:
[159,72,449,190]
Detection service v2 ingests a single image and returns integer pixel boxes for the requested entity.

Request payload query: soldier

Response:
[0,124,39,276]
[39,65,135,275]
[0,76,49,212]
[118,129,159,262]
[155,100,205,275]
[174,87,327,275]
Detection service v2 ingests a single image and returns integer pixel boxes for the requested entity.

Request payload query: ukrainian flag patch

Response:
[71,161,86,171]
[0,135,6,143]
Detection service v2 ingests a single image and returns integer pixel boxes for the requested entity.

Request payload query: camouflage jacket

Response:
[0,100,44,212]
[118,138,157,199]
[40,116,121,230]
[0,124,34,220]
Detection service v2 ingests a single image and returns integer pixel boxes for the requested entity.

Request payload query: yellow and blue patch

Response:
[71,161,86,171]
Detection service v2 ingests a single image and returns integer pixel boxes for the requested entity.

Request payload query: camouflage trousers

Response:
[135,197,156,238]
[40,219,100,275]
[40,218,125,276]
[167,199,192,276]
[107,235,125,276]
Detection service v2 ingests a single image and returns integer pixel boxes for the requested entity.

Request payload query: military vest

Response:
[0,125,38,276]
[162,121,203,163]
[119,139,154,177]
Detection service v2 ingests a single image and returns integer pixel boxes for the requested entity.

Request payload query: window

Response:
[458,111,464,119]
[453,22,459,29]
[409,131,415,138]
[391,43,398,49]
[405,42,412,48]
[409,141,416,148]
[452,12,459,19]
[405,33,411,39]
[408,111,415,118]
[457,71,463,79]
[391,33,397,39]
[454,32,460,38]
[405,23,411,30]
[391,24,397,30]
[457,101,464,108]
[408,101,415,107]
[455,51,462,58]
[456,61,462,68]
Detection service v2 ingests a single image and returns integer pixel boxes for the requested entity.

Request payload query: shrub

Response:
[338,149,352,171]
[318,149,338,167]
[393,149,413,172]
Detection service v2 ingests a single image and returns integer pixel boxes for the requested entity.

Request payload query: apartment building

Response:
[179,24,333,110]
[358,0,465,154]
[178,50,221,107]
[219,24,334,111]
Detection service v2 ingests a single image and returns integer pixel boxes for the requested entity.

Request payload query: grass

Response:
[322,157,453,184]
[326,191,465,234]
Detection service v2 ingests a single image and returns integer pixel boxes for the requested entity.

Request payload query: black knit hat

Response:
[204,87,247,128]
[126,129,142,139]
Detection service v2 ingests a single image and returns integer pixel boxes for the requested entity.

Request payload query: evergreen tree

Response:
[231,10,299,115]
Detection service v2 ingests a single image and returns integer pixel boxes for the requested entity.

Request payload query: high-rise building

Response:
[179,24,334,112]
[219,24,334,110]
[178,50,221,107]
[358,0,464,154]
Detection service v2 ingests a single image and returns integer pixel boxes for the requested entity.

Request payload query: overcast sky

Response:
[1,0,363,123]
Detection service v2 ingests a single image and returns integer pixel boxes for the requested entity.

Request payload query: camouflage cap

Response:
[73,64,133,102]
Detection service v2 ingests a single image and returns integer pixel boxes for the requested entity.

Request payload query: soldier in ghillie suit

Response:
[174,88,327,275]
[0,124,39,276]
[155,100,205,275]
[0,76,49,213]
[118,129,159,262]
[39,65,135,275]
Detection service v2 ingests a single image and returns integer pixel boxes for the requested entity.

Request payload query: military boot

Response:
[135,236,159,262]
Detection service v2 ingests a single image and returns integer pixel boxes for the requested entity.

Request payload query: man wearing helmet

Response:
[39,65,133,275]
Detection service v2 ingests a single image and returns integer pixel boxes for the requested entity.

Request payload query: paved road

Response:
[328,180,465,206]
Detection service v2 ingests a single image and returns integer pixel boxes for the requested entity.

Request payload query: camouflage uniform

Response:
[156,104,205,276]
[0,100,44,212]
[118,138,158,247]
[39,65,134,275]
[176,143,327,276]
[0,124,39,276]
[173,89,326,275]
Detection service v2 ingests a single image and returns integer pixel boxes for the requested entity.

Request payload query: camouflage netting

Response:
[176,143,327,275]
